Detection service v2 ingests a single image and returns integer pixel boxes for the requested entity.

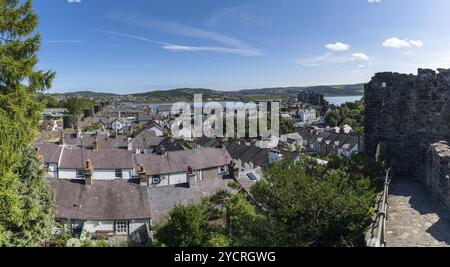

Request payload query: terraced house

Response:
[37,142,235,242]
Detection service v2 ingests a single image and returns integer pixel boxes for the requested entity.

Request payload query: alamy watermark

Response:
[170,94,280,149]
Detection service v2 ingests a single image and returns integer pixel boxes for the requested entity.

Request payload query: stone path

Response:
[385,180,450,247]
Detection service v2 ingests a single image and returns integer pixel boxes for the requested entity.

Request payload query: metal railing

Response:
[367,169,391,247]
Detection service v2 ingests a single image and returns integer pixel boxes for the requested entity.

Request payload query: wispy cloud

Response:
[296,52,369,66]
[97,30,260,56]
[105,14,261,56]
[205,5,270,29]
[162,44,260,56]
[95,30,167,46]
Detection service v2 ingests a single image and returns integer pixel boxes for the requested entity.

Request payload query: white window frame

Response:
[115,169,123,179]
[152,175,161,185]
[115,220,128,235]
[219,165,227,174]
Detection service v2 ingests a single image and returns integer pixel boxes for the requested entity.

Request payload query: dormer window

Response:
[382,82,387,88]
[219,165,227,174]
[152,176,161,184]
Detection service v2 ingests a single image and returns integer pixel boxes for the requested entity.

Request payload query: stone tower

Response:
[365,68,450,179]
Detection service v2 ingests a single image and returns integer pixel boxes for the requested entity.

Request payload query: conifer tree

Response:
[0,0,55,245]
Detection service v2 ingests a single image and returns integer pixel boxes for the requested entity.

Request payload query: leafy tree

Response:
[325,100,365,130]
[0,0,55,245]
[5,147,55,247]
[325,110,341,127]
[280,116,295,134]
[249,158,375,247]
[154,157,376,248]
[342,118,354,127]
[37,94,60,108]
[45,227,73,247]
[61,97,94,116]
[206,233,230,247]
[225,193,257,246]
[155,203,210,247]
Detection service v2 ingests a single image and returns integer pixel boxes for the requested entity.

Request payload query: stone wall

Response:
[365,68,450,179]
[423,142,450,209]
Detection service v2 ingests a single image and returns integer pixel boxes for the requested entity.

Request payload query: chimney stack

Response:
[59,131,65,145]
[187,166,195,188]
[85,159,94,186]
[138,165,147,186]
[228,161,238,179]
[93,136,99,151]
[187,166,194,176]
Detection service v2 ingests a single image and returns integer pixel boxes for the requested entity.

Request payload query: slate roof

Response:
[296,128,314,143]
[226,142,270,167]
[284,133,303,141]
[332,134,351,147]
[195,136,223,148]
[49,179,152,220]
[134,148,232,176]
[324,133,339,145]
[313,132,331,144]
[154,138,186,154]
[38,144,63,163]
[136,113,153,122]
[148,177,234,221]
[280,150,300,160]
[340,136,359,150]
[58,146,133,169]
[131,129,165,149]
[63,133,129,149]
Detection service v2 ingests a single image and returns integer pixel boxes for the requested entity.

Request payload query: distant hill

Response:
[231,84,365,96]
[132,88,222,98]
[57,83,365,98]
[61,91,118,97]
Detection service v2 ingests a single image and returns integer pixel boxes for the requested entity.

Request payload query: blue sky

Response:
[34,0,450,93]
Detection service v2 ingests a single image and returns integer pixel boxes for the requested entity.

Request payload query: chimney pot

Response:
[93,137,99,151]
[138,164,147,186]
[85,159,94,186]
[187,166,194,176]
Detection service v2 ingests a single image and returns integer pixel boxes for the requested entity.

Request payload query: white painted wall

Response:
[58,169,133,180]
[59,169,80,180]
[83,221,114,233]
[82,220,149,236]
[195,170,203,181]
[93,170,119,180]
[169,172,188,185]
